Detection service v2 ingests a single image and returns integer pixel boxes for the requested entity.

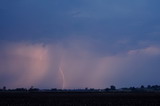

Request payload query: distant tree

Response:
[29,86,39,92]
[105,88,110,91]
[110,85,116,90]
[51,88,57,91]
[147,85,151,89]
[89,88,95,91]
[152,85,160,90]
[85,87,88,91]
[3,86,6,91]
[140,85,144,89]
[129,87,135,91]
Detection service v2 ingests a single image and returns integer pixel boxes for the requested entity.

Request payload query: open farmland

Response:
[0,92,160,106]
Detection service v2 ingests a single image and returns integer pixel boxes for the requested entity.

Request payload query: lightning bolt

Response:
[59,58,66,89]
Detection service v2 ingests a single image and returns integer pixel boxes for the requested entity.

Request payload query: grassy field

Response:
[0,92,160,106]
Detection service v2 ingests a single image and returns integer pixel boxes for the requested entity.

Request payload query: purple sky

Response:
[1,0,160,89]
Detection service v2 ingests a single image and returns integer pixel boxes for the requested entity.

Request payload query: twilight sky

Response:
[1,0,160,89]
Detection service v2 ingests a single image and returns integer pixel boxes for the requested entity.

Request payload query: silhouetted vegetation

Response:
[1,85,160,105]
[110,85,116,90]
[1,85,160,92]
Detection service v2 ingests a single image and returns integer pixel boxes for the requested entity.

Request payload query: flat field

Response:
[0,92,160,106]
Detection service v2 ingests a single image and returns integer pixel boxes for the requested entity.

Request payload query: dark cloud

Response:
[1,0,160,88]
[0,0,160,42]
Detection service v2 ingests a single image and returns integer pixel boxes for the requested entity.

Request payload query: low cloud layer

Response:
[1,39,160,89]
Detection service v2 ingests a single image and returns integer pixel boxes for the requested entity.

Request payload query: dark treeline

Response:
[1,85,160,92]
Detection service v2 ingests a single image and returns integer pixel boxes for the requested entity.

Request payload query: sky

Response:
[1,0,160,89]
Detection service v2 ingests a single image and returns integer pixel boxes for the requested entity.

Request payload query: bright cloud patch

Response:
[0,40,160,89]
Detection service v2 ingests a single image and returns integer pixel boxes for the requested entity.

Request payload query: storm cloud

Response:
[0,39,160,89]
[1,0,160,89]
